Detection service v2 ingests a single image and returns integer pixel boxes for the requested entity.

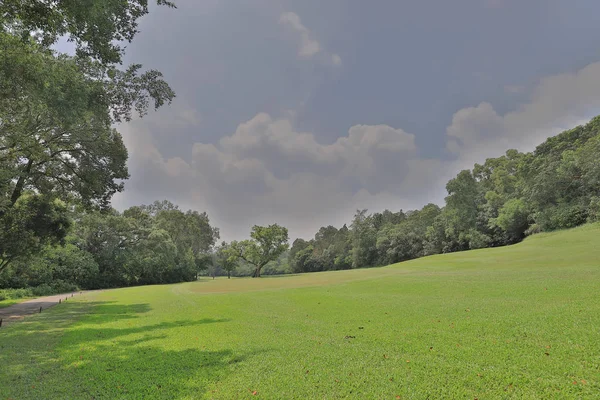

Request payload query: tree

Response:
[0,2,176,273]
[0,32,176,210]
[0,194,70,273]
[230,224,289,278]
[350,210,378,268]
[1,0,176,66]
[129,201,220,275]
[216,242,238,279]
[490,198,531,243]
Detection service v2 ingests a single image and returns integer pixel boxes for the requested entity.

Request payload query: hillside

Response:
[1,224,599,399]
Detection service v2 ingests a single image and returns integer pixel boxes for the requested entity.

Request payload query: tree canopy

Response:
[0,0,175,271]
[229,225,289,278]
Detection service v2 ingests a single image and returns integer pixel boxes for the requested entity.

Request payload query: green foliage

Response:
[216,242,239,278]
[230,224,289,277]
[0,194,70,272]
[490,198,531,243]
[0,0,176,65]
[0,0,175,280]
[350,210,379,268]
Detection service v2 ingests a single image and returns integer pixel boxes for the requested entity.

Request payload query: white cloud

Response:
[279,11,342,66]
[446,61,600,168]
[279,12,319,57]
[116,113,436,240]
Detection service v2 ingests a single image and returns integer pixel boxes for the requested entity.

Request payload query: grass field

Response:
[1,224,599,399]
[0,298,28,309]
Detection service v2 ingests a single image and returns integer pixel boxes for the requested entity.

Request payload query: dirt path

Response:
[0,291,88,328]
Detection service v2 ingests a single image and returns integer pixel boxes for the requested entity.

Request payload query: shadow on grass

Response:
[0,300,254,399]
[1,301,152,332]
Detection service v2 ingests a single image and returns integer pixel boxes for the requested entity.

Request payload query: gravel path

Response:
[0,291,87,328]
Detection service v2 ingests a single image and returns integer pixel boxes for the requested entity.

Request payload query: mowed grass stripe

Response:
[1,224,599,399]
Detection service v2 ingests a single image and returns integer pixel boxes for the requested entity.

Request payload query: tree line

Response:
[288,117,600,273]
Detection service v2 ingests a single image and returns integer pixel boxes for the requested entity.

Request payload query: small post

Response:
[39,307,42,313]
[0,318,3,327]
[59,299,61,304]
[71,293,73,298]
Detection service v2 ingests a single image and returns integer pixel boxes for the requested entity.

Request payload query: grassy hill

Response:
[1,224,599,399]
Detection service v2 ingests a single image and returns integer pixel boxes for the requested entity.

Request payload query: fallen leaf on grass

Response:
[252,390,258,395]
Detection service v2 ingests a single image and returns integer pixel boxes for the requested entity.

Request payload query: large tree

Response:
[230,225,289,278]
[0,2,176,269]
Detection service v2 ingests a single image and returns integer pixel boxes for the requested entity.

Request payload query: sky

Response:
[86,0,600,241]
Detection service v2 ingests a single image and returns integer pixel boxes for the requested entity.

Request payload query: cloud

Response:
[446,61,600,168]
[504,85,525,94]
[279,11,342,66]
[115,113,437,240]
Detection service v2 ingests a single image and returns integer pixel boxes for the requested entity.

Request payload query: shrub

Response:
[534,204,588,231]
[0,288,34,300]
[525,223,542,236]
[31,284,54,297]
[588,197,600,222]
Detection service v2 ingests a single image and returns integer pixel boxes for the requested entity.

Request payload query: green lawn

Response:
[0,299,24,309]
[1,224,599,399]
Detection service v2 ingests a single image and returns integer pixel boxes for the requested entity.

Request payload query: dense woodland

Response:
[1,1,600,297]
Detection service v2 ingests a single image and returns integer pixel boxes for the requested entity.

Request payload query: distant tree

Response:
[490,198,531,243]
[216,242,238,279]
[230,224,289,278]
[289,238,311,273]
[350,210,378,268]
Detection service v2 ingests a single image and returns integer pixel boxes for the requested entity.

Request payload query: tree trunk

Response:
[227,271,230,279]
[10,159,34,206]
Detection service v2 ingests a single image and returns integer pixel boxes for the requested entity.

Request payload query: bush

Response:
[525,223,542,236]
[31,284,54,296]
[50,280,78,294]
[0,288,34,300]
[534,204,588,231]
[31,281,78,296]
[588,197,600,223]
[0,283,78,300]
